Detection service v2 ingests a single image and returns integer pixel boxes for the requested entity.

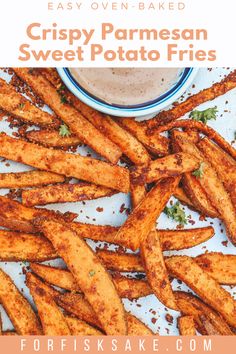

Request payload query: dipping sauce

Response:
[69,68,181,106]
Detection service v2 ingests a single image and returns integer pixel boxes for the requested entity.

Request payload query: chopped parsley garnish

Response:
[89,270,96,277]
[57,85,68,104]
[190,106,218,124]
[18,103,25,110]
[164,202,187,225]
[192,162,205,179]
[59,124,71,137]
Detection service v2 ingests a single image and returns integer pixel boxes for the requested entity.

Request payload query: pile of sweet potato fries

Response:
[0,68,235,336]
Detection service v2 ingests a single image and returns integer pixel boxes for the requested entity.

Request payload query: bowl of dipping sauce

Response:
[57,67,198,117]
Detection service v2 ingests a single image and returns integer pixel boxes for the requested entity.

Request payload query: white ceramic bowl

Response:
[57,68,199,117]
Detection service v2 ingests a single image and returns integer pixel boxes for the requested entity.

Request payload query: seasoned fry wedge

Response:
[26,129,81,148]
[26,273,71,335]
[0,134,130,192]
[145,69,236,129]
[126,314,155,335]
[198,138,236,207]
[166,256,236,328]
[13,68,122,164]
[36,219,127,335]
[114,177,180,250]
[30,263,151,299]
[199,315,223,335]
[118,117,169,156]
[0,170,65,189]
[65,316,103,335]
[97,250,144,272]
[195,253,236,285]
[0,230,57,261]
[130,167,147,208]
[172,131,236,243]
[173,186,197,210]
[0,269,42,335]
[38,70,150,165]
[178,316,196,335]
[135,153,199,183]
[141,230,177,310]
[0,196,76,233]
[0,78,58,127]
[175,291,234,335]
[22,182,115,207]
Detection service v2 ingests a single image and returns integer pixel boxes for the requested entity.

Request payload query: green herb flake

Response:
[18,103,25,110]
[164,202,188,225]
[190,106,218,124]
[59,124,71,137]
[192,162,205,179]
[89,270,96,277]
[57,85,68,104]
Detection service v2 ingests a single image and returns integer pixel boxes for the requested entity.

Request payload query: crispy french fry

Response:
[65,316,103,335]
[173,131,236,243]
[0,230,57,261]
[145,69,236,129]
[0,134,130,192]
[166,256,236,328]
[39,70,150,165]
[26,129,81,148]
[57,293,154,335]
[130,167,147,208]
[141,229,177,310]
[0,269,42,335]
[178,316,196,335]
[13,68,122,164]
[199,315,222,335]
[114,177,180,250]
[22,182,115,207]
[126,314,155,335]
[26,273,71,335]
[0,196,76,233]
[134,153,199,184]
[36,219,127,335]
[117,117,169,156]
[195,253,236,285]
[156,120,236,160]
[0,170,65,189]
[198,138,236,207]
[97,250,144,272]
[30,263,151,299]
[173,186,197,210]
[175,291,234,335]
[0,78,58,127]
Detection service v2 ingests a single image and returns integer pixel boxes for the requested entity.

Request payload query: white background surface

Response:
[0,67,236,335]
[1,0,236,66]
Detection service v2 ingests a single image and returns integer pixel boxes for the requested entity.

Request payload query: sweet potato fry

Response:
[0,269,42,335]
[26,129,81,148]
[0,134,130,192]
[173,131,236,243]
[22,182,115,207]
[13,68,122,164]
[36,219,127,335]
[175,291,234,335]
[65,316,103,335]
[178,316,196,335]
[156,120,236,160]
[0,196,76,233]
[117,117,169,156]
[0,230,57,261]
[136,153,199,183]
[0,78,58,127]
[0,170,65,189]
[57,293,154,334]
[2,331,17,336]
[130,167,147,208]
[30,263,151,299]
[141,230,177,310]
[114,177,180,250]
[39,70,150,165]
[166,256,236,328]
[173,186,197,210]
[145,69,236,129]
[199,315,223,335]
[198,138,236,207]
[26,273,71,335]
[126,314,155,335]
[195,253,236,285]
[97,250,144,272]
